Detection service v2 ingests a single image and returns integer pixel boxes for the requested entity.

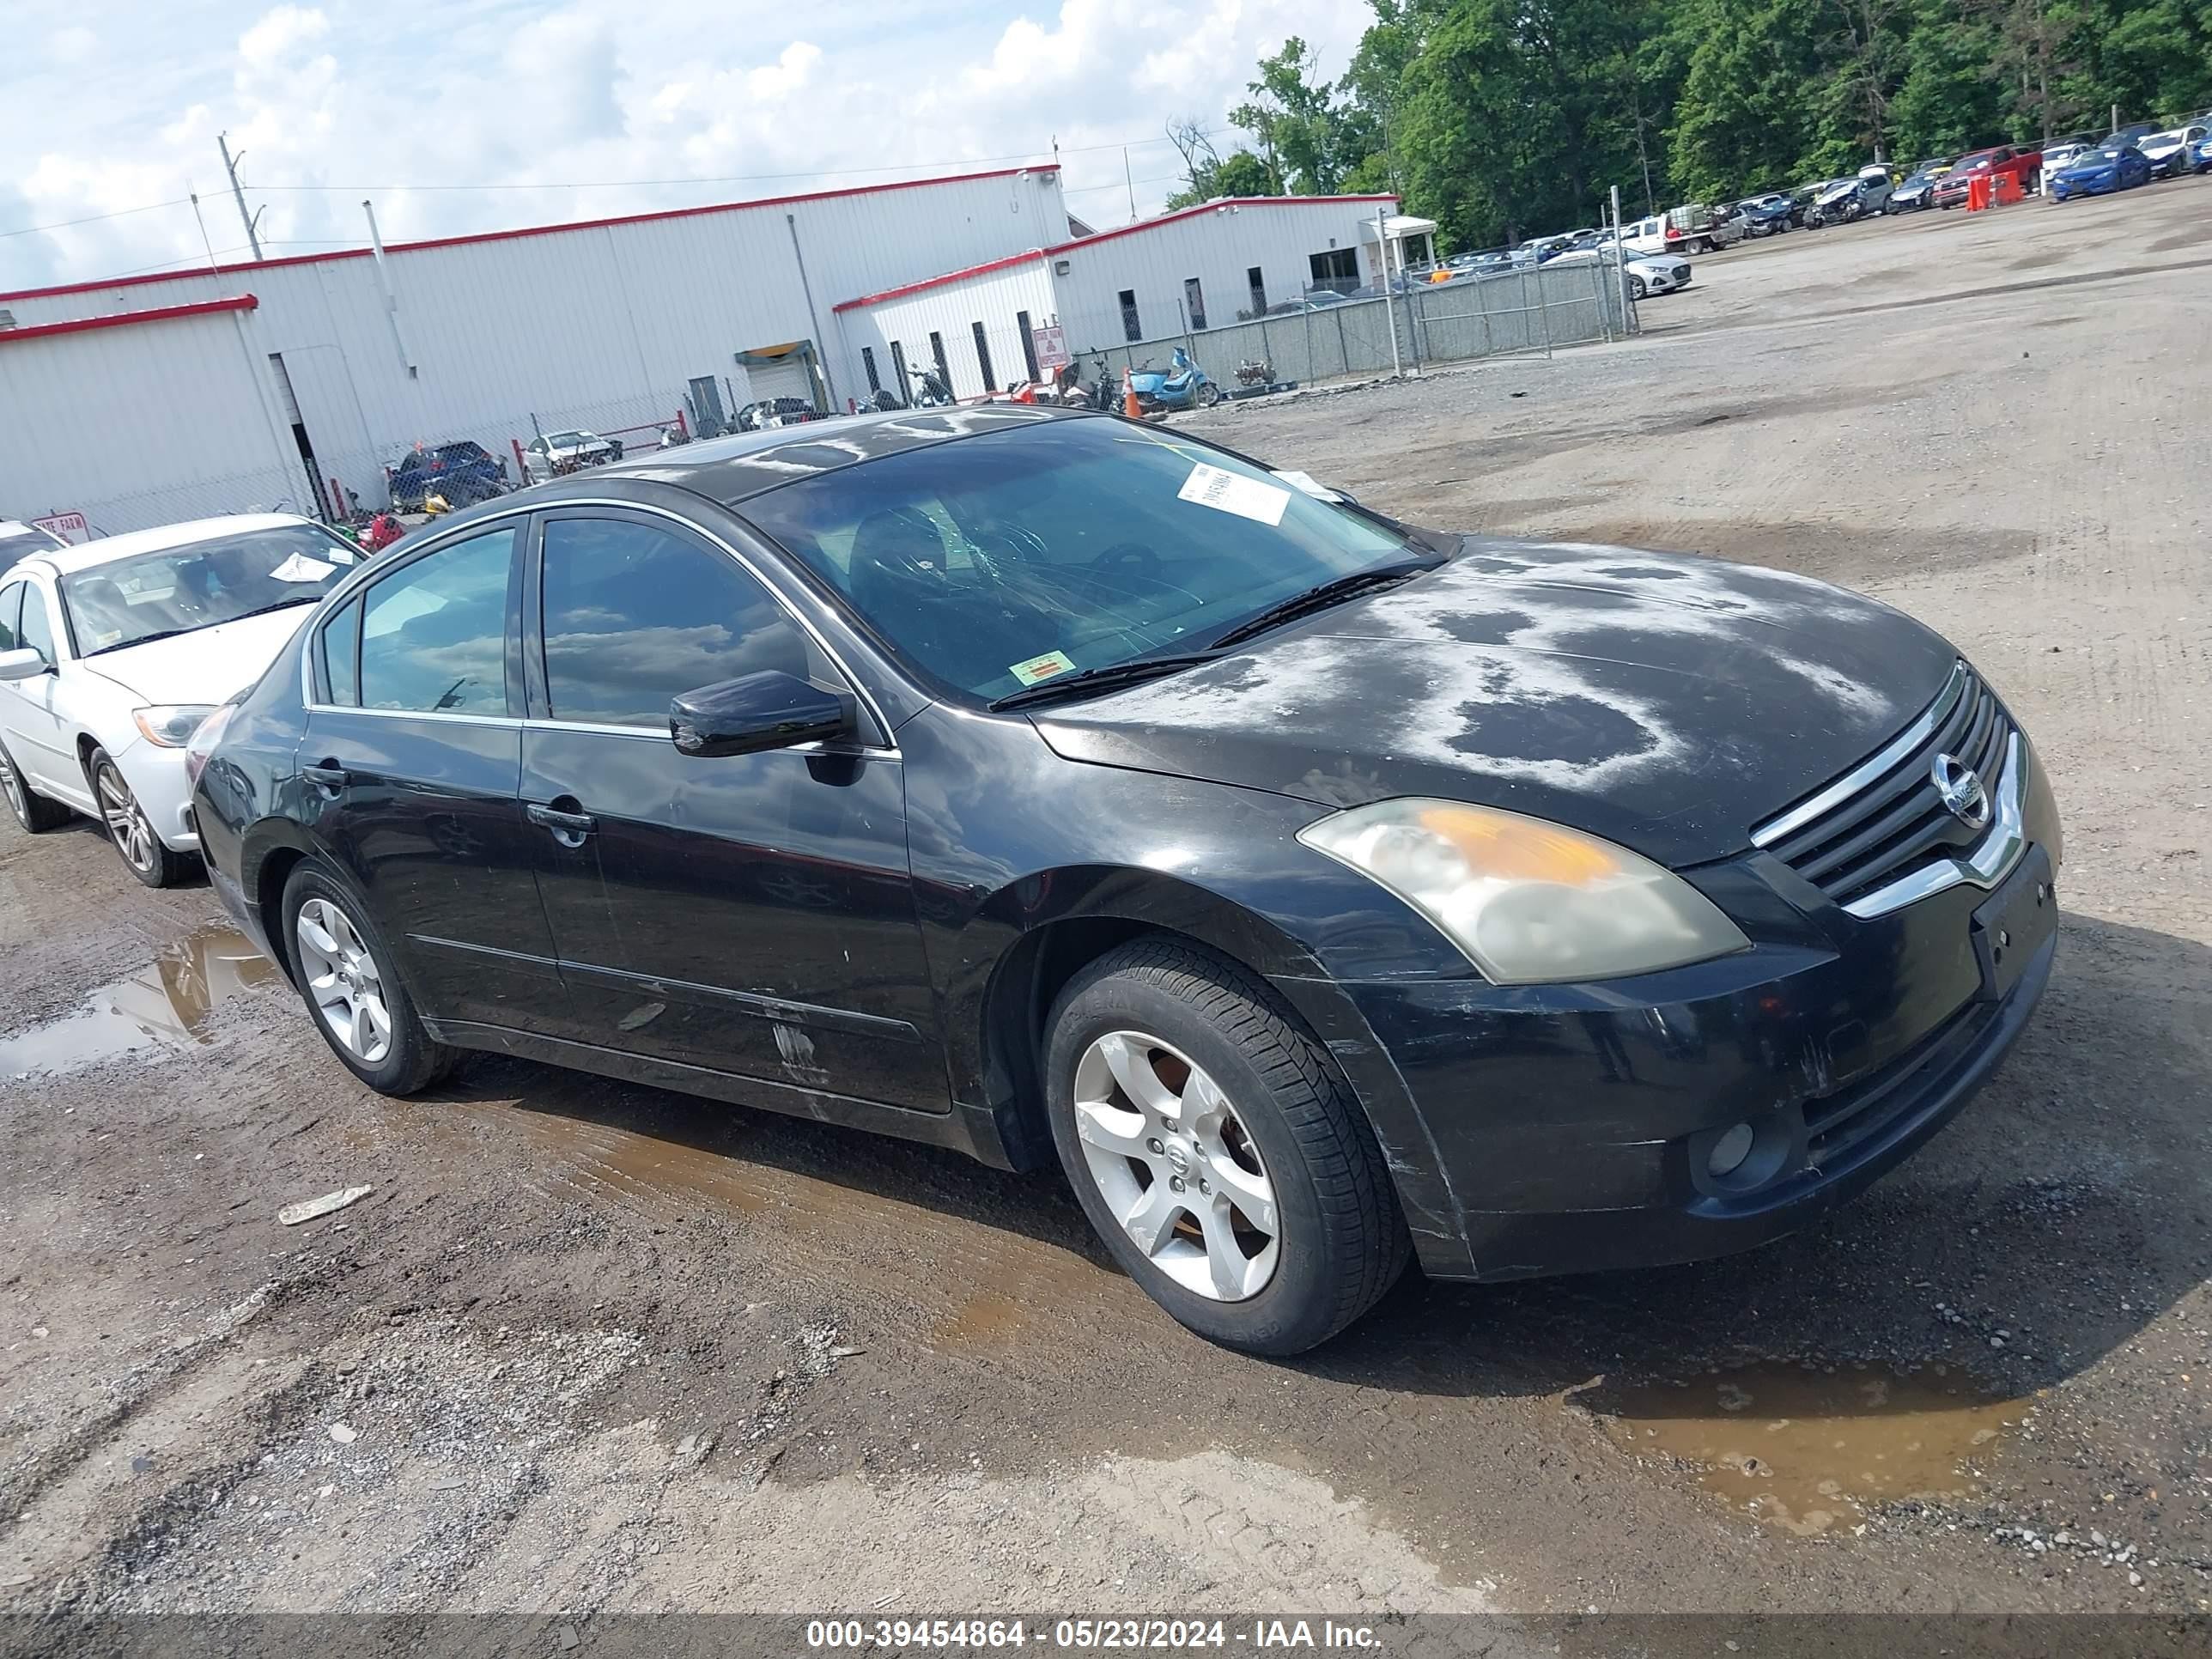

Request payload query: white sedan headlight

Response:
[1298,798,1751,985]
[132,705,220,748]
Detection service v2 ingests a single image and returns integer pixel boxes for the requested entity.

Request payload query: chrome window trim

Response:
[296,496,898,752]
[301,703,520,729]
[1841,733,2028,919]
[1751,660,1969,848]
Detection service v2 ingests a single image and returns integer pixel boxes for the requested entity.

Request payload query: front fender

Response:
[901,706,1477,1267]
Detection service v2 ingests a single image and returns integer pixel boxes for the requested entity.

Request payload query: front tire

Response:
[0,739,70,835]
[88,749,194,887]
[282,860,458,1095]
[1044,939,1410,1355]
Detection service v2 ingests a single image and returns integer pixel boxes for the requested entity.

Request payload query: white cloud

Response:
[0,0,1370,290]
[48,27,99,64]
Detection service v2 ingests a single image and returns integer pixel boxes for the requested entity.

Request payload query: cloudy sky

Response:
[2,0,1371,292]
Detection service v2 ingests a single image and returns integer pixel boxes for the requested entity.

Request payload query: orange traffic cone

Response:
[1121,367,1144,420]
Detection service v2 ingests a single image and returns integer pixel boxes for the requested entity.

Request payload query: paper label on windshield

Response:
[1179,463,1290,526]
[1271,469,1344,503]
[268,552,337,583]
[1008,649,1076,687]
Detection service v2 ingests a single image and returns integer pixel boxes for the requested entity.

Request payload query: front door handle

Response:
[302,762,349,795]
[526,800,597,847]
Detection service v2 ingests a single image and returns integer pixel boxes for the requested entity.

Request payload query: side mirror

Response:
[0,647,49,682]
[670,671,854,758]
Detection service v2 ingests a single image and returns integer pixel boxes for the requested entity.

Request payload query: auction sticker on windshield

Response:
[268,552,338,583]
[1009,649,1077,686]
[1179,463,1290,526]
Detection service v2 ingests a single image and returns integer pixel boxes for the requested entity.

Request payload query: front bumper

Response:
[117,739,199,852]
[1334,831,2057,1282]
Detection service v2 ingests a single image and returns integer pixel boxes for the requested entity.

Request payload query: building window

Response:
[890,341,909,401]
[1247,265,1266,316]
[971,321,997,392]
[1118,289,1141,343]
[1016,311,1040,382]
[928,331,951,393]
[1183,277,1206,332]
[860,346,880,392]
[1308,249,1358,295]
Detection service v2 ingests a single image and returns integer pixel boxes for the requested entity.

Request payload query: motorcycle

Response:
[1127,346,1223,413]
[905,364,956,408]
[1235,357,1274,388]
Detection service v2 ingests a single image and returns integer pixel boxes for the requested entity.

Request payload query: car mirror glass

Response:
[669,671,853,759]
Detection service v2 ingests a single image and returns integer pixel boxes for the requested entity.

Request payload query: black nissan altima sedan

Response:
[188,406,2060,1354]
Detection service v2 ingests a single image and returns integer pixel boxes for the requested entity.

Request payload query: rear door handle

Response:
[302,762,349,794]
[526,801,597,845]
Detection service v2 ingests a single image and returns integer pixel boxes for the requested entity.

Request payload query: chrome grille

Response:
[1752,664,2015,913]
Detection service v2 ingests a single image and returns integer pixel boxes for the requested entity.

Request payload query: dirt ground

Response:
[4,179,2210,1639]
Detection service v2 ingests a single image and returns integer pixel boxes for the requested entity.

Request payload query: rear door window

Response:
[359,528,515,715]
[0,584,21,654]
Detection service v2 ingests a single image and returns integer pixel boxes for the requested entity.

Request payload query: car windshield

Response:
[60,524,353,655]
[739,418,1421,705]
[548,431,590,447]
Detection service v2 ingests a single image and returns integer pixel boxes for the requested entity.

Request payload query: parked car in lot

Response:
[0,519,70,584]
[0,514,356,886]
[1543,246,1692,296]
[1808,165,1895,224]
[386,441,508,511]
[1932,145,2040,207]
[1734,193,1796,234]
[2048,141,2154,199]
[2136,123,2209,177]
[734,398,823,432]
[190,407,2061,1354]
[2194,132,2212,173]
[521,429,624,483]
[1264,291,1352,315]
[1887,165,1948,211]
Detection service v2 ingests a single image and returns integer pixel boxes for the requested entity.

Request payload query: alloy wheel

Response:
[1070,1030,1280,1302]
[95,763,158,876]
[0,750,24,824]
[295,896,394,1064]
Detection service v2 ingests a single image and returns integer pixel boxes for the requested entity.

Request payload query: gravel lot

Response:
[3,179,2209,1638]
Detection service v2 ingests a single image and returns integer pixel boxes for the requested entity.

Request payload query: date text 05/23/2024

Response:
[804,1620,1384,1650]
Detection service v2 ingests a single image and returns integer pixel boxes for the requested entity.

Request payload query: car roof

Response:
[27,513,325,576]
[580,403,1078,506]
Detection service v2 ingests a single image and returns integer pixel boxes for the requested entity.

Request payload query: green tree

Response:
[1234,36,1364,192]
[1668,0,1828,197]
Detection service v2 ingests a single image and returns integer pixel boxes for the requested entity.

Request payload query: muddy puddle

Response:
[1579,1361,2028,1535]
[443,1085,1139,1339]
[0,922,276,1082]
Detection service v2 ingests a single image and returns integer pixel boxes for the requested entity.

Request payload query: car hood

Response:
[81,604,319,705]
[1030,541,1958,869]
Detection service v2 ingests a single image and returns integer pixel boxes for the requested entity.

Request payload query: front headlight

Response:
[132,705,220,748]
[1297,798,1752,985]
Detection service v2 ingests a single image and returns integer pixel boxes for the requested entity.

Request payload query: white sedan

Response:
[0,514,358,886]
[1542,245,1692,297]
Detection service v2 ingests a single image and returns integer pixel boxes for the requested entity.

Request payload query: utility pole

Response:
[218,133,265,261]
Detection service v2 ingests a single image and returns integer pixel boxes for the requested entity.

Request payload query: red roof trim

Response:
[0,293,258,343]
[833,247,1050,313]
[831,193,1400,313]
[0,166,1062,304]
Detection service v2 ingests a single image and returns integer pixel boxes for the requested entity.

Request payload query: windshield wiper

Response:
[1206,559,1441,653]
[988,653,1221,712]
[223,595,327,624]
[81,594,325,656]
[85,628,194,656]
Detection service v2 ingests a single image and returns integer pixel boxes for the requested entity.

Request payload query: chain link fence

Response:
[1079,258,1636,398]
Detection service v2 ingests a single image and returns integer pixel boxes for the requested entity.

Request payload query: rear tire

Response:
[281,860,459,1096]
[88,749,195,888]
[1044,938,1410,1355]
[0,739,70,835]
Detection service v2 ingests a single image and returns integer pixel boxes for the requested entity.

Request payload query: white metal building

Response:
[833,194,1410,399]
[0,166,1071,532]
[0,173,1419,535]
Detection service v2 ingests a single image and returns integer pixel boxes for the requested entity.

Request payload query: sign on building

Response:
[32,511,89,544]
[1031,325,1070,374]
